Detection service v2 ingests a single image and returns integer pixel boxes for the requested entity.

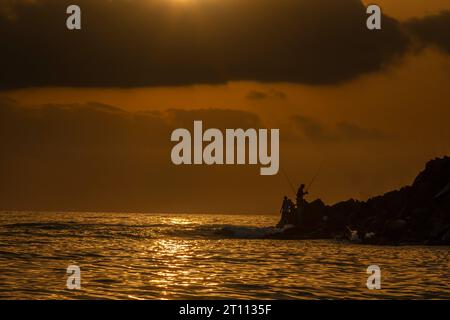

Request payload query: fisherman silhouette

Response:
[277,196,294,228]
[288,199,295,214]
[280,196,290,215]
[294,184,309,225]
[296,184,308,208]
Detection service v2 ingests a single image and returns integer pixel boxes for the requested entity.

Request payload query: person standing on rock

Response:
[296,184,308,208]
[295,184,308,225]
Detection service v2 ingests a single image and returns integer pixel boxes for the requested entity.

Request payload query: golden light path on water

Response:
[0,212,448,299]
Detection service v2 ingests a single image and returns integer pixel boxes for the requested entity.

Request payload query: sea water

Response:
[0,212,448,299]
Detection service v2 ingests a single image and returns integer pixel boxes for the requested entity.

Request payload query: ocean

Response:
[0,212,448,299]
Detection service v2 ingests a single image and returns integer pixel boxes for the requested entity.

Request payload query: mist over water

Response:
[0,212,448,299]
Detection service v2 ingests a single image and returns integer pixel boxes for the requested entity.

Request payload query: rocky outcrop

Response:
[272,157,450,245]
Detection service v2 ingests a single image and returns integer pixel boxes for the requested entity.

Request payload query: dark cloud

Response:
[0,100,168,154]
[0,99,264,211]
[246,90,287,101]
[405,10,450,54]
[292,115,329,142]
[0,0,410,89]
[291,115,387,143]
[246,91,269,101]
[335,121,387,141]
[167,108,261,129]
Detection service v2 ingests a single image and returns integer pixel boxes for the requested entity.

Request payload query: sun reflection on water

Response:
[0,212,448,299]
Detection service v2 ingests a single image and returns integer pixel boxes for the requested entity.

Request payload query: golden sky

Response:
[1,0,450,213]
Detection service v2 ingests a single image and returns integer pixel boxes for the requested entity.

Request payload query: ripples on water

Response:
[0,212,448,299]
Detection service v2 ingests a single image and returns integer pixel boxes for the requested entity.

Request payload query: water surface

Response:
[0,212,448,299]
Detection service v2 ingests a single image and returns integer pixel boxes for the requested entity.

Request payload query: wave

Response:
[162,224,288,239]
[2,222,168,231]
[1,221,286,240]
[212,225,283,239]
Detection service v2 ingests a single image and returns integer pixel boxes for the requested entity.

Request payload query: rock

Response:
[275,156,450,245]
[435,181,450,200]
[386,219,407,230]
[442,229,450,242]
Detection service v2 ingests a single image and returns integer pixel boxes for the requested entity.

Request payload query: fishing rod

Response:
[280,167,297,196]
[281,162,323,196]
[306,163,323,193]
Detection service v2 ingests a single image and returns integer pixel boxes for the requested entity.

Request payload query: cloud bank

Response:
[292,115,387,143]
[0,0,411,89]
[0,98,268,211]
[405,11,450,54]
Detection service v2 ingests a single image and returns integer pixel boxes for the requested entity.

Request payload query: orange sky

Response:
[1,0,450,213]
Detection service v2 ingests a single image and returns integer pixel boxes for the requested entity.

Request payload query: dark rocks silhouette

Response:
[273,157,450,245]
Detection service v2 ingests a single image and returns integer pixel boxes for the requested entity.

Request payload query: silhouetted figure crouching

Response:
[277,196,295,228]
